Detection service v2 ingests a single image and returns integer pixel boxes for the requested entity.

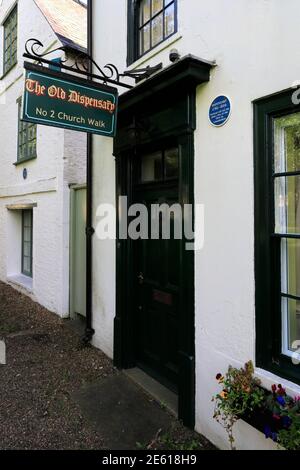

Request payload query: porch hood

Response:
[118,55,215,113]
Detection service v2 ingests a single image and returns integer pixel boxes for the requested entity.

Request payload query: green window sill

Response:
[14,155,37,166]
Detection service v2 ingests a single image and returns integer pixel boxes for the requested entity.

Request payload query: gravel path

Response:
[0,282,214,450]
[0,282,116,450]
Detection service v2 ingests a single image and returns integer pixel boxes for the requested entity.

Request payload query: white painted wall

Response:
[90,0,126,357]
[92,0,300,449]
[0,0,86,317]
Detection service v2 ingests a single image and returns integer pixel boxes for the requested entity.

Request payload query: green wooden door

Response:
[70,187,87,318]
[132,148,180,390]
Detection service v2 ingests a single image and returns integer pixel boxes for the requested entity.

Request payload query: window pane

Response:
[165,148,179,179]
[141,151,163,182]
[18,102,37,161]
[274,112,300,173]
[275,175,300,234]
[4,7,17,74]
[22,210,32,277]
[24,227,31,242]
[23,241,31,257]
[282,297,300,353]
[23,257,30,274]
[281,238,300,297]
[165,3,175,37]
[152,0,163,15]
[140,0,151,25]
[152,13,163,47]
[140,24,150,55]
[23,210,31,225]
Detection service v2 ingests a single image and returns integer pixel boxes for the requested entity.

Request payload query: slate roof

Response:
[34,0,87,52]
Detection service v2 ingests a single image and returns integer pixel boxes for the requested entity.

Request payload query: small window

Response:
[22,210,33,278]
[128,0,177,64]
[17,100,37,162]
[3,6,18,75]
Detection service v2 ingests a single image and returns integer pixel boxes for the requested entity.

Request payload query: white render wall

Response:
[0,0,86,317]
[92,0,300,449]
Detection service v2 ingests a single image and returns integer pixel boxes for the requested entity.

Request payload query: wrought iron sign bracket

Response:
[23,39,162,90]
[123,64,163,83]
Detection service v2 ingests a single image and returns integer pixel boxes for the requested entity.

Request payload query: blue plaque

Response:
[209,95,231,127]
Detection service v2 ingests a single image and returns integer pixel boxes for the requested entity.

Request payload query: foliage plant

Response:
[264,384,300,450]
[212,361,265,449]
[213,362,300,450]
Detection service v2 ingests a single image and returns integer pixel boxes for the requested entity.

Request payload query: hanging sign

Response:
[22,63,118,137]
[209,95,231,127]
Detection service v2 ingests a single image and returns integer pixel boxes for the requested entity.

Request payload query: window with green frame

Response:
[3,5,18,75]
[127,0,177,65]
[17,100,37,162]
[22,210,33,278]
[255,89,300,385]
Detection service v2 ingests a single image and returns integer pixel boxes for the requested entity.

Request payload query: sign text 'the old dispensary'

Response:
[22,63,118,137]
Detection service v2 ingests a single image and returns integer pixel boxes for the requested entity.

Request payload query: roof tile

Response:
[34,0,87,51]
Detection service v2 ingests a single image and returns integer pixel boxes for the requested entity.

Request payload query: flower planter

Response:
[232,419,283,451]
[213,362,298,450]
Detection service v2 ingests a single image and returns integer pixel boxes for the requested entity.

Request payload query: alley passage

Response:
[0,282,212,450]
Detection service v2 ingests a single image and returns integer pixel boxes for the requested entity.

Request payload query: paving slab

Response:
[73,374,174,450]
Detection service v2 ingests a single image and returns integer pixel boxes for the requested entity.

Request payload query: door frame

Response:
[69,184,87,319]
[113,56,212,428]
[114,103,196,428]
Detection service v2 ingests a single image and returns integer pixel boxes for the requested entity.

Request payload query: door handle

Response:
[138,272,144,285]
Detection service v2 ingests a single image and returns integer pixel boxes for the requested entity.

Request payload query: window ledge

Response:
[127,32,182,71]
[7,274,33,293]
[0,62,18,80]
[255,367,300,398]
[14,156,37,166]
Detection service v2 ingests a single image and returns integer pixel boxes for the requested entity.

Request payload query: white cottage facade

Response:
[0,0,87,317]
[89,0,300,450]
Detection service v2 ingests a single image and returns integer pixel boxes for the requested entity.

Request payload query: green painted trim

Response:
[17,98,37,163]
[127,0,178,66]
[114,84,198,429]
[2,4,18,76]
[69,188,76,319]
[254,88,300,385]
[1,0,18,26]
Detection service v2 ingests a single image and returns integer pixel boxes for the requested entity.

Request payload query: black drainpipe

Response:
[83,0,95,343]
